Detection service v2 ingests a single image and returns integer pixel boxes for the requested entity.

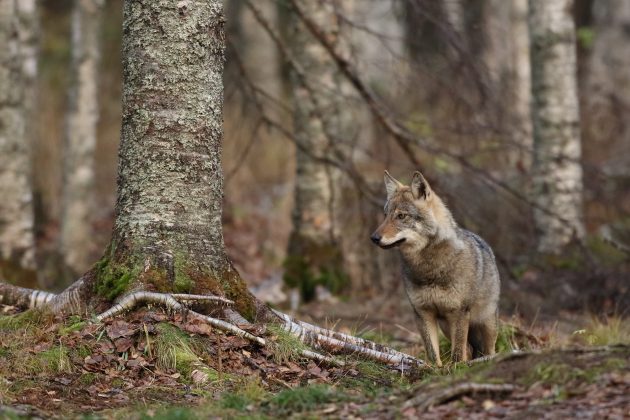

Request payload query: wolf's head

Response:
[371,170,455,252]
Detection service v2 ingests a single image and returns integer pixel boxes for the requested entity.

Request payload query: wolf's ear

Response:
[384,170,402,199]
[411,171,431,200]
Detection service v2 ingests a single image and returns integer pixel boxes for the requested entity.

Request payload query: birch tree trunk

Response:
[528,0,585,253]
[60,0,103,278]
[509,0,532,169]
[54,0,260,318]
[0,0,37,278]
[586,0,630,174]
[285,0,351,303]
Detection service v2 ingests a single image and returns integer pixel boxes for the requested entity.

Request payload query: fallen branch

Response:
[278,313,425,370]
[403,382,518,411]
[273,309,416,360]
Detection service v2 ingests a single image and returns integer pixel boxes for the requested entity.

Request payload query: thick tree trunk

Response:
[60,0,103,278]
[0,0,37,280]
[285,0,351,303]
[586,0,630,174]
[528,0,585,253]
[53,0,259,319]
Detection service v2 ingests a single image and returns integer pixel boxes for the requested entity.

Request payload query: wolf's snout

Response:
[370,233,381,245]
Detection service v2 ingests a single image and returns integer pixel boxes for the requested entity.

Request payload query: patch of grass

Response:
[574,316,630,346]
[154,323,218,383]
[32,344,72,374]
[340,359,410,395]
[270,384,341,413]
[267,323,308,364]
[79,372,98,385]
[72,344,92,359]
[496,323,519,352]
[0,309,45,331]
[139,406,200,420]
[523,362,590,386]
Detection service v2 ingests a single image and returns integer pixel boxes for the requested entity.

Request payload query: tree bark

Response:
[528,0,585,253]
[586,0,630,174]
[0,0,37,279]
[509,0,532,169]
[53,0,259,319]
[60,0,103,278]
[285,0,351,303]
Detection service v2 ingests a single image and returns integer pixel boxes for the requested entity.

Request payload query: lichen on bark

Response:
[528,0,585,253]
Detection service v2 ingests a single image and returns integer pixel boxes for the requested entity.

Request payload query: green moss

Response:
[173,252,195,293]
[577,26,594,50]
[94,255,140,301]
[80,372,97,385]
[60,321,87,336]
[0,309,45,331]
[270,384,342,413]
[30,345,72,374]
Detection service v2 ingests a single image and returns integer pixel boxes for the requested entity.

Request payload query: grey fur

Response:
[372,171,500,366]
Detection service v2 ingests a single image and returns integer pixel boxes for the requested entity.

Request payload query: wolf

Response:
[371,170,500,366]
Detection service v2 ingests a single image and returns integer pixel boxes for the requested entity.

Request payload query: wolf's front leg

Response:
[447,310,470,362]
[415,309,442,367]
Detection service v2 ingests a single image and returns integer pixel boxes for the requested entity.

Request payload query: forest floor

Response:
[0,302,628,419]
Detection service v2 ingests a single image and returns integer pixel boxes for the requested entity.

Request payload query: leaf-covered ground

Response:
[0,304,628,419]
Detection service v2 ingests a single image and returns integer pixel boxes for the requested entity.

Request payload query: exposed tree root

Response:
[0,282,421,369]
[403,383,518,411]
[0,283,55,308]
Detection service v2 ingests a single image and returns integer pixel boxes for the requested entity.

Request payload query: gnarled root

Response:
[0,283,419,369]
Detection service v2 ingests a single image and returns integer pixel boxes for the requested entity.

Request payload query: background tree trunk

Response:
[59,0,259,318]
[0,0,37,283]
[509,0,532,169]
[586,0,630,177]
[528,0,585,253]
[285,0,351,303]
[60,0,103,280]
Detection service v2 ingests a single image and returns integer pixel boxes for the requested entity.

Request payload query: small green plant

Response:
[266,323,308,364]
[154,323,217,383]
[270,384,340,413]
[0,309,44,331]
[575,316,630,346]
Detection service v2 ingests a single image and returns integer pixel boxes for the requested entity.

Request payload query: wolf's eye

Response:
[397,213,406,220]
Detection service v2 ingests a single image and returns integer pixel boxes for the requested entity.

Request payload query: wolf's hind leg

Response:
[471,317,498,357]
[468,324,485,359]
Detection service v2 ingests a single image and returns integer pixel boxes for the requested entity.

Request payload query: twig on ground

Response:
[403,382,518,411]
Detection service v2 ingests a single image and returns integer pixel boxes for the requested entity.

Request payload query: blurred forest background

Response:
[2,0,629,334]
